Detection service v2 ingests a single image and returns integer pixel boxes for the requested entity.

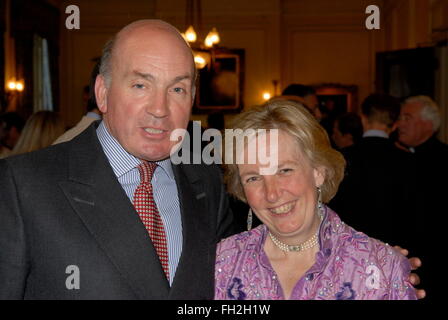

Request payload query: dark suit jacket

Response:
[330,136,413,247]
[0,122,234,299]
[400,136,448,299]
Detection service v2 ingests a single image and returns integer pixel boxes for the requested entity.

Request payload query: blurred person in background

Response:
[0,112,25,158]
[281,84,322,121]
[396,95,448,299]
[330,94,411,248]
[332,112,363,151]
[11,111,65,156]
[397,96,447,154]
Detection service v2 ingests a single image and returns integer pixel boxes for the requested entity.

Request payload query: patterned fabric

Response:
[215,206,417,300]
[134,162,170,279]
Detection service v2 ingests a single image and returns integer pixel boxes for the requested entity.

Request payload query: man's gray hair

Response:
[99,37,116,87]
[405,95,441,132]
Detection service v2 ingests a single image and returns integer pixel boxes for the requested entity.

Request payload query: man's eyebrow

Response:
[132,71,155,81]
[131,71,192,84]
[172,74,193,83]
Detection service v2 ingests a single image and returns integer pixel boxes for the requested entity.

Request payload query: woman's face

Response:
[238,130,324,240]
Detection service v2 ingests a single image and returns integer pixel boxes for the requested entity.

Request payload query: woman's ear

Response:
[313,166,326,188]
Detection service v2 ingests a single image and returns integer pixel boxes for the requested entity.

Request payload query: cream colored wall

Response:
[381,0,432,51]
[57,0,443,131]
[59,0,156,127]
[156,0,382,123]
[282,0,383,110]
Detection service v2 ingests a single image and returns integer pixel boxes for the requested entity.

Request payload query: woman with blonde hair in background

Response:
[11,111,65,156]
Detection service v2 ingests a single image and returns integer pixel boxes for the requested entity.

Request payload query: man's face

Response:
[96,27,195,161]
[397,102,433,148]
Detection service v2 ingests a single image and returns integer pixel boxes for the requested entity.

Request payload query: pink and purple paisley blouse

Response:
[215,206,416,300]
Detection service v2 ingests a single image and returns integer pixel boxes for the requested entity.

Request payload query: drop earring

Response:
[317,187,324,220]
[247,208,253,231]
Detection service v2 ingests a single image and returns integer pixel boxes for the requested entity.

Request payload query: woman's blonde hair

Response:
[11,111,65,156]
[224,100,345,203]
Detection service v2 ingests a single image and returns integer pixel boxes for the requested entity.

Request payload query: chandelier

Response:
[181,0,220,69]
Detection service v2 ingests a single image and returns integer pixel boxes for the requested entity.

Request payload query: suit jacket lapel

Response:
[58,124,170,299]
[169,163,215,299]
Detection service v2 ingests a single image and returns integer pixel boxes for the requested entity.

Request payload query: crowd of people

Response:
[1,19,445,300]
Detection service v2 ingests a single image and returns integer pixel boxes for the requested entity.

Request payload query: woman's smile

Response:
[268,200,296,216]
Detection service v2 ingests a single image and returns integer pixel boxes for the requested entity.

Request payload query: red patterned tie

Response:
[133,162,170,280]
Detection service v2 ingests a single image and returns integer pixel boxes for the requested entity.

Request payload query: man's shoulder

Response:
[330,210,408,268]
[3,142,68,167]
[345,138,401,170]
[357,137,397,153]
[1,123,99,175]
[433,137,448,152]
[0,143,70,186]
[417,137,448,160]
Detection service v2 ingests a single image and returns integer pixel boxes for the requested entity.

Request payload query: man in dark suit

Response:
[330,94,412,248]
[396,95,448,299]
[0,20,234,299]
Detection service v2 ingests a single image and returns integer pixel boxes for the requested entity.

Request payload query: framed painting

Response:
[314,83,358,114]
[193,48,245,114]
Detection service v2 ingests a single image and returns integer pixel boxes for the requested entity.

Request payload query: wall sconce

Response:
[261,80,280,102]
[184,26,197,43]
[204,27,220,48]
[262,92,271,101]
[7,81,16,90]
[7,79,25,92]
[193,50,211,70]
[182,0,221,69]
[194,55,207,69]
[3,79,25,111]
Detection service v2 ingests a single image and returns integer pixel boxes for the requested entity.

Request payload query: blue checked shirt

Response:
[96,121,182,285]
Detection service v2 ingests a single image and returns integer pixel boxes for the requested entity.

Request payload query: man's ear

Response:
[390,122,398,133]
[313,166,326,188]
[95,74,108,113]
[191,84,197,105]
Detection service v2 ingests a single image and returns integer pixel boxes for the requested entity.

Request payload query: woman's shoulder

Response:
[323,207,416,299]
[325,207,410,270]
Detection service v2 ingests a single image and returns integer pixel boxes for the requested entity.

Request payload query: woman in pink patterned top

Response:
[215,100,416,300]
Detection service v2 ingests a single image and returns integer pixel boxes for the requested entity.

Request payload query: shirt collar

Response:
[86,111,102,121]
[96,121,175,180]
[363,129,389,139]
